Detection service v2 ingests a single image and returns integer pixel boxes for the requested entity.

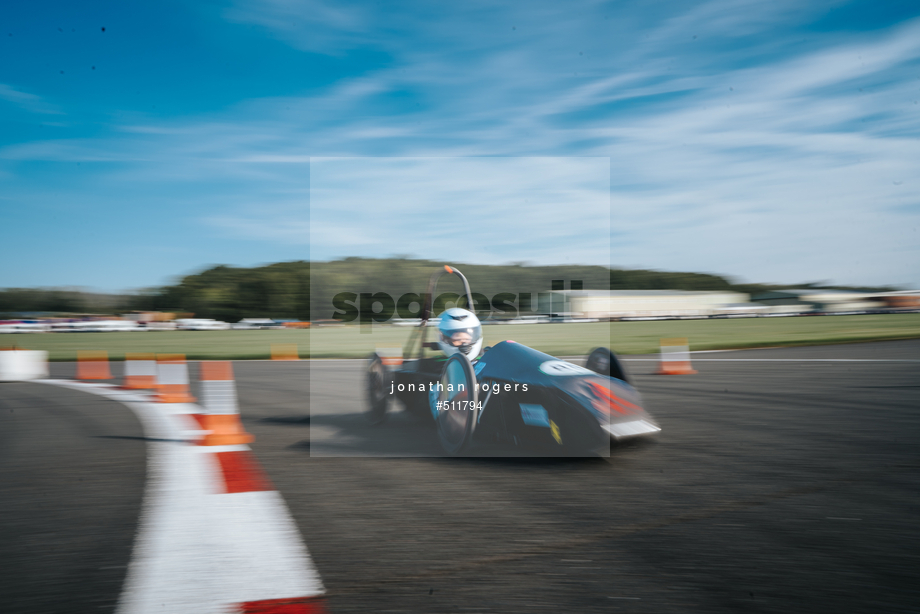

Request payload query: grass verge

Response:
[3,313,919,361]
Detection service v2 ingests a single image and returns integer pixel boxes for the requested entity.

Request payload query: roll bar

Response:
[419,265,474,324]
[412,265,475,359]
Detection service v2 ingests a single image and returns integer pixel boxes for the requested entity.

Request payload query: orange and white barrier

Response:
[656,338,697,375]
[39,372,327,613]
[194,361,254,446]
[191,446,327,613]
[0,349,49,381]
[154,354,196,403]
[77,350,112,380]
[271,344,300,361]
[123,353,157,390]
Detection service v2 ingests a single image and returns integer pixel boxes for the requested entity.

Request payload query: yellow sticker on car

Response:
[550,420,563,445]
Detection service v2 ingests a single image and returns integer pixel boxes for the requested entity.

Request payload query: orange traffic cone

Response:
[77,350,112,380]
[271,343,300,361]
[194,360,254,445]
[656,338,697,375]
[122,352,156,389]
[154,354,196,402]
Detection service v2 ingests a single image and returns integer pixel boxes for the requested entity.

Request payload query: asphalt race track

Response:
[0,382,146,613]
[2,340,918,613]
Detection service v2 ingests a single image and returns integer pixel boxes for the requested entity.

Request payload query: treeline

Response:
[133,261,311,322]
[0,288,132,317]
[1,258,899,321]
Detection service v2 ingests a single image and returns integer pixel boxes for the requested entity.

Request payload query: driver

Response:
[437,307,483,358]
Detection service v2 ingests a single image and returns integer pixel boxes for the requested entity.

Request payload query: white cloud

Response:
[307,157,610,265]
[224,0,376,55]
[206,213,311,243]
[0,83,63,115]
[4,2,919,287]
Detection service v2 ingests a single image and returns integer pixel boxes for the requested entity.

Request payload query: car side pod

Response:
[433,353,480,455]
[193,360,254,445]
[656,338,697,375]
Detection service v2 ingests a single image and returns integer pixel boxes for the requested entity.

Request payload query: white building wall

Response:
[570,292,750,317]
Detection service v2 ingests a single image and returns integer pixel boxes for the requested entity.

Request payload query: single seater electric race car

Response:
[366,265,660,455]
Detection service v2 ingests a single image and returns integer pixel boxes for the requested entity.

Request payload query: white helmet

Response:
[437,307,483,358]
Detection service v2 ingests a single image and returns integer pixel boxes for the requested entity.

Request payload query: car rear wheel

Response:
[433,354,480,455]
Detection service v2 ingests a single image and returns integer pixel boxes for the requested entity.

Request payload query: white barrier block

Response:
[0,350,49,381]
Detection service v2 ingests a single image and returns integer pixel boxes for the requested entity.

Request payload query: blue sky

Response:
[1,0,919,291]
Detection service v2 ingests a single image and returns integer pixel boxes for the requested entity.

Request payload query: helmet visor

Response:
[440,325,482,354]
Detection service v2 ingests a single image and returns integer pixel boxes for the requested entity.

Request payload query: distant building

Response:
[537,290,751,318]
[231,318,284,330]
[124,311,177,322]
[862,290,920,310]
[752,289,879,313]
[175,318,231,330]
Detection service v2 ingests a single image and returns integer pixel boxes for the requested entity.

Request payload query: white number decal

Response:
[538,360,595,376]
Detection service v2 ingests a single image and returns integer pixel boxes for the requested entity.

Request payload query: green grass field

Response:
[5,313,920,361]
